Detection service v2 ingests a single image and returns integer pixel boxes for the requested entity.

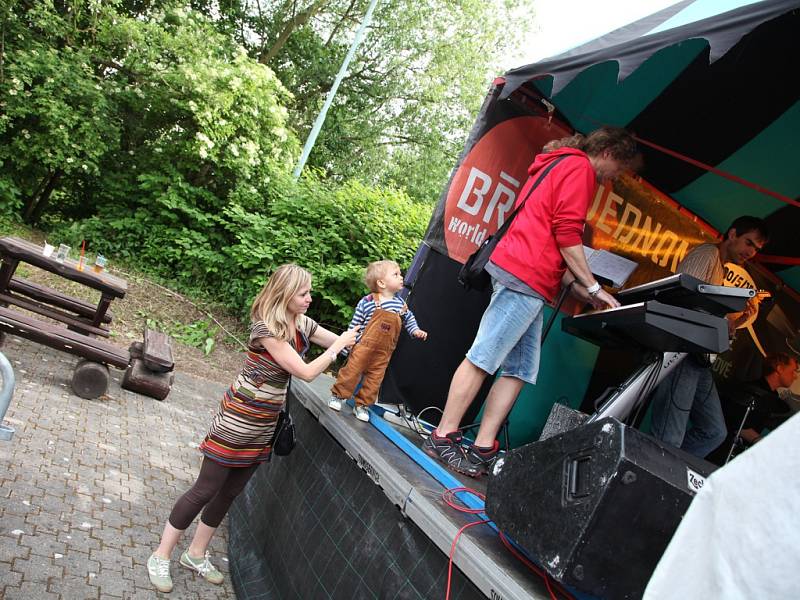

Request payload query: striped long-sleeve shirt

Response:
[348,294,420,343]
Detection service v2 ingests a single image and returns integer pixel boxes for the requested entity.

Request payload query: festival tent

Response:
[383,0,800,447]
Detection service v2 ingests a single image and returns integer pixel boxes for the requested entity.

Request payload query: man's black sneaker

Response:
[422,430,482,478]
[465,441,500,477]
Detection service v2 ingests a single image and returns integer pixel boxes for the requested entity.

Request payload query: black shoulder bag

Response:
[272,381,296,456]
[458,156,566,291]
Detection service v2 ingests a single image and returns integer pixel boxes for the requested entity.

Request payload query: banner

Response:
[424,84,571,260]
[391,82,800,447]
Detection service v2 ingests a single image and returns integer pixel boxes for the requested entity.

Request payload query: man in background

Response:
[649,216,769,458]
[724,351,798,454]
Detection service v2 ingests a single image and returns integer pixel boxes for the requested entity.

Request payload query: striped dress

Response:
[199,316,318,466]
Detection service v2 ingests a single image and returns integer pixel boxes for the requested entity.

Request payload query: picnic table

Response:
[0,236,174,400]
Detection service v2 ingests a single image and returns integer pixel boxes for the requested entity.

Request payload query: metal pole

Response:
[292,0,380,179]
[0,351,16,441]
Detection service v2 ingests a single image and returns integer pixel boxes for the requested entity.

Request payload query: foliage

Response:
[0,0,507,330]
[209,0,529,202]
[1,2,299,227]
[71,168,430,331]
[146,315,218,355]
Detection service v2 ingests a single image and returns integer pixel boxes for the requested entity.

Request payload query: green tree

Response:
[208,0,529,203]
[0,1,119,221]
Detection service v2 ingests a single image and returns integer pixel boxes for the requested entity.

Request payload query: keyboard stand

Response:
[586,351,686,423]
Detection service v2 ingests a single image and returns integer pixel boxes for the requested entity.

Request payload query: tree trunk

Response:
[23,169,63,224]
[258,0,328,65]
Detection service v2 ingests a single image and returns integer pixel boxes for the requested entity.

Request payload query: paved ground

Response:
[0,334,237,599]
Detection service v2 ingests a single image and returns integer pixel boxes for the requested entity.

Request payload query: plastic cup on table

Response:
[93,254,107,273]
[42,242,54,257]
[55,244,70,263]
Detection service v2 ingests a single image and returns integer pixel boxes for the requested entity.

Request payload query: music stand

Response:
[542,246,638,342]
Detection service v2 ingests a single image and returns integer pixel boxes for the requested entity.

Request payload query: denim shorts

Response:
[465,280,545,384]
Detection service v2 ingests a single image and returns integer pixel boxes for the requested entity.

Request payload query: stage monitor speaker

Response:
[485,417,717,600]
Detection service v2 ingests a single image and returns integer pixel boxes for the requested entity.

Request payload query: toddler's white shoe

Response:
[353,405,370,422]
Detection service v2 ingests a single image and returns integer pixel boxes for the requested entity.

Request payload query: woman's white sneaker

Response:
[179,550,224,585]
[147,553,173,593]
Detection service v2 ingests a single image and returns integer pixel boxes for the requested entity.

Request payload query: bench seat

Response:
[8,277,114,324]
[0,306,129,369]
[143,328,174,372]
[0,292,110,337]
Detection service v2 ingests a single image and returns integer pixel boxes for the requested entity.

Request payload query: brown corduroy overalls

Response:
[331,293,405,407]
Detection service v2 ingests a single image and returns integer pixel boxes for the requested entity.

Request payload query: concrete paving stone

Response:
[1,503,40,519]
[100,480,132,496]
[118,543,146,563]
[0,534,29,563]
[57,549,100,579]
[90,507,133,531]
[1,566,23,587]
[57,526,100,549]
[6,481,46,500]
[29,511,69,535]
[0,482,13,499]
[0,512,28,535]
[87,569,129,597]
[11,553,64,582]
[125,587,166,600]
[61,507,96,526]
[47,574,101,599]
[1,337,234,598]
[124,527,160,549]
[27,534,67,560]
[89,545,134,570]
[87,524,132,548]
[5,580,60,599]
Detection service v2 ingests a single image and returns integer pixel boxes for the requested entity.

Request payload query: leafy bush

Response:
[1,3,433,332]
[61,169,430,331]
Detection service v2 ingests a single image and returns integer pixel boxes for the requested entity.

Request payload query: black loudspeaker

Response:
[485,418,717,600]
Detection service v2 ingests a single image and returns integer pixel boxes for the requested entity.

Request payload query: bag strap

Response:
[493,155,567,241]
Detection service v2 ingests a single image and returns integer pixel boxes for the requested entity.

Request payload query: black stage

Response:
[228,375,559,600]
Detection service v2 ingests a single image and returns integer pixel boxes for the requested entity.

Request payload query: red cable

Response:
[441,488,571,600]
[754,253,800,266]
[446,519,491,600]
[563,106,800,209]
[632,135,800,209]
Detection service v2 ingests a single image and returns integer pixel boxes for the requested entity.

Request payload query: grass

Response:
[0,218,249,384]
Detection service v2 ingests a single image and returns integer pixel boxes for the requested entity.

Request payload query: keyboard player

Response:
[649,216,768,459]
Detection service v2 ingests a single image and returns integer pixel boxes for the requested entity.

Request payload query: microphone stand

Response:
[725,394,757,465]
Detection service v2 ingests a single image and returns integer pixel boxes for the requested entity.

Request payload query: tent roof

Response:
[499,0,800,290]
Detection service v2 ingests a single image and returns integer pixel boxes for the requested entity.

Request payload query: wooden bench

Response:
[0,306,130,399]
[0,306,128,368]
[122,329,175,400]
[0,292,110,337]
[8,277,114,324]
[143,328,174,372]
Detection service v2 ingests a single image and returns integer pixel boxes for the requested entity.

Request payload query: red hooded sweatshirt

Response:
[490,147,597,303]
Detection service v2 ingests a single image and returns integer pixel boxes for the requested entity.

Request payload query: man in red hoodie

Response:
[423,127,641,477]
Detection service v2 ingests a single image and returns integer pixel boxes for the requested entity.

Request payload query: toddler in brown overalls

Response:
[329,260,427,421]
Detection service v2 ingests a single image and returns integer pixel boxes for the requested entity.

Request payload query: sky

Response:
[505,0,684,68]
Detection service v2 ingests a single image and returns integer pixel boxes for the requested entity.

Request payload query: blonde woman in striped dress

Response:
[147,264,358,593]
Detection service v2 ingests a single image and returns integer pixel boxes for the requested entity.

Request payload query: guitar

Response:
[731,289,772,330]
[695,290,772,367]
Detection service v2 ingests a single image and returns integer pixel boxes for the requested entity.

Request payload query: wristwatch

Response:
[586,281,601,296]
